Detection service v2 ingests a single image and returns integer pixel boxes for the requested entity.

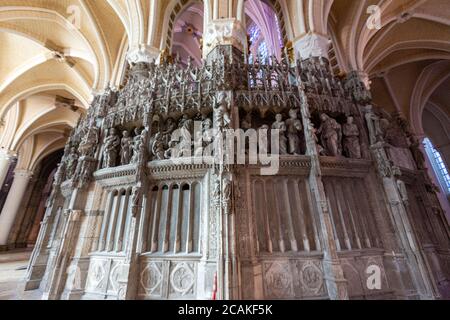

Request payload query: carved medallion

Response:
[170,263,195,296]
[299,261,324,295]
[263,262,294,298]
[140,262,162,295]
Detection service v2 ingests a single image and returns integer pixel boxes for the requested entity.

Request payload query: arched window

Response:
[423,138,450,195]
[246,0,283,63]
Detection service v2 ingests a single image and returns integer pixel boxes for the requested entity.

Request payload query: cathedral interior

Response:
[0,0,449,300]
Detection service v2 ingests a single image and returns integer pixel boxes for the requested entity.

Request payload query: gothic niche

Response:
[240,108,306,156]
[309,111,362,159]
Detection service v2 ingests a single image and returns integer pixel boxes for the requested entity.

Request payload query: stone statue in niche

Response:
[272,114,288,155]
[136,129,149,166]
[202,117,214,144]
[393,166,409,205]
[131,183,143,216]
[165,137,180,159]
[317,114,342,157]
[79,124,99,157]
[342,116,361,159]
[410,137,426,170]
[131,128,143,164]
[103,128,120,168]
[364,106,383,145]
[162,118,177,146]
[194,116,212,156]
[285,109,303,155]
[178,115,194,157]
[215,92,231,130]
[222,177,232,215]
[120,130,133,165]
[53,162,66,187]
[152,133,166,160]
[308,121,326,156]
[258,125,270,154]
[215,104,231,131]
[66,147,79,179]
[213,179,221,201]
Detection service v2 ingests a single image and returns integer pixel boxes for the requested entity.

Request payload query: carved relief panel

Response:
[138,259,198,300]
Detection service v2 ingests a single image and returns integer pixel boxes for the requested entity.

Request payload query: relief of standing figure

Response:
[120,130,133,165]
[66,147,79,179]
[317,113,342,157]
[272,114,288,155]
[103,128,120,168]
[285,109,303,155]
[342,116,361,159]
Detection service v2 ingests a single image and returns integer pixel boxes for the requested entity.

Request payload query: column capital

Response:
[203,19,247,58]
[294,33,330,60]
[126,44,160,65]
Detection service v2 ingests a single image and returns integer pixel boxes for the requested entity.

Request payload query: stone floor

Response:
[0,249,41,300]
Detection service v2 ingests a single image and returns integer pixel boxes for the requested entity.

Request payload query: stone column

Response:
[294,33,349,299]
[0,149,14,189]
[0,169,33,248]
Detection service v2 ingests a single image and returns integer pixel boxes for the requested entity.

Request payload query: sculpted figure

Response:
[179,114,194,133]
[308,121,326,156]
[131,183,143,216]
[285,109,303,155]
[178,115,194,157]
[410,137,426,170]
[131,128,143,163]
[258,125,270,155]
[79,125,99,157]
[215,105,231,131]
[222,178,233,215]
[342,116,361,159]
[222,178,232,202]
[165,138,180,159]
[120,130,133,165]
[103,128,120,168]
[202,117,214,143]
[66,147,79,179]
[215,93,231,130]
[131,128,149,164]
[152,133,166,160]
[163,118,177,146]
[53,162,66,186]
[317,114,342,157]
[272,114,288,155]
[212,179,221,203]
[195,117,214,156]
[364,106,383,145]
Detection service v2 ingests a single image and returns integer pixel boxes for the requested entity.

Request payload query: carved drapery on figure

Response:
[317,114,342,157]
[342,116,361,159]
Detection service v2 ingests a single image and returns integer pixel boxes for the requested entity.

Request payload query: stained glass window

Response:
[423,138,450,194]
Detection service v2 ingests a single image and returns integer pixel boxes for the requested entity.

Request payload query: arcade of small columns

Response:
[0,0,448,300]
